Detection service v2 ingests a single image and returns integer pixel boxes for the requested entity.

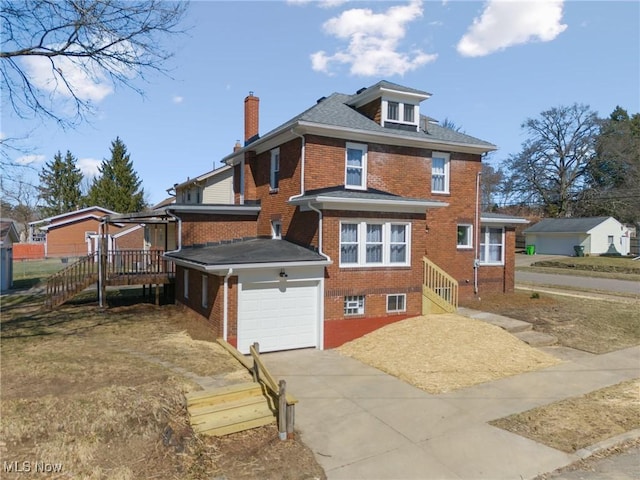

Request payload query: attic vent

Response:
[316,96,326,104]
[356,87,366,94]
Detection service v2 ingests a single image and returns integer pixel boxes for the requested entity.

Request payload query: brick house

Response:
[29,206,145,258]
[164,80,527,353]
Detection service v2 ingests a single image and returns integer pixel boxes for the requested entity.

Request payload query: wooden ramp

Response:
[186,382,277,436]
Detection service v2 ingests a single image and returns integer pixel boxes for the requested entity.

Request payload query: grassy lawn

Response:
[0,295,325,480]
[11,258,74,289]
[491,379,640,453]
[461,291,640,354]
[518,255,640,281]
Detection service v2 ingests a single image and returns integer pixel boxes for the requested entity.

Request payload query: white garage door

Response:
[238,280,319,354]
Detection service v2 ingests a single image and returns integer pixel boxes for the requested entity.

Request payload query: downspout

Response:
[307,203,330,261]
[474,171,482,294]
[163,208,182,255]
[223,268,233,341]
[288,128,306,201]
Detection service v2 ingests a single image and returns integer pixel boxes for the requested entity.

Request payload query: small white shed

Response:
[1,220,20,291]
[523,216,631,256]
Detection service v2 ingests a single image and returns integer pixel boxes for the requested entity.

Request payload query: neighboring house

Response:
[28,206,145,258]
[172,165,234,205]
[164,80,527,353]
[1,219,20,291]
[523,216,631,256]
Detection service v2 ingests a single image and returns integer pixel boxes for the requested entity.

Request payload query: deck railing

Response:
[44,249,175,309]
[45,254,98,309]
[422,256,458,314]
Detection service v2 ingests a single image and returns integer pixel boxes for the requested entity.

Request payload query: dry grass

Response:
[338,314,561,394]
[491,379,640,453]
[462,291,640,353]
[1,296,325,480]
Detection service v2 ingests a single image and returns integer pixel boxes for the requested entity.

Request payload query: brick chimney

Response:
[244,92,259,144]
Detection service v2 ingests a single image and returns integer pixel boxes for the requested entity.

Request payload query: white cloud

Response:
[172,95,184,104]
[22,55,113,102]
[457,0,567,57]
[77,157,102,179]
[287,0,347,7]
[311,0,437,77]
[15,154,46,166]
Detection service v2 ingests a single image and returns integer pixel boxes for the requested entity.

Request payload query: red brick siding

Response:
[321,211,426,321]
[180,213,257,246]
[114,227,144,250]
[174,265,239,340]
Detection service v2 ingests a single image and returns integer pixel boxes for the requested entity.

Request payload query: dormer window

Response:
[382,99,419,130]
[345,142,367,190]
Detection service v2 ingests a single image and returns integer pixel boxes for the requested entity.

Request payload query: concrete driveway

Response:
[263,345,640,479]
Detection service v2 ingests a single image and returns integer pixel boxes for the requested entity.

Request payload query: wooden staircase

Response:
[44,254,98,309]
[422,256,459,314]
[186,382,277,436]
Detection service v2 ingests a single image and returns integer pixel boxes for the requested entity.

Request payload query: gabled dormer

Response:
[347,80,431,133]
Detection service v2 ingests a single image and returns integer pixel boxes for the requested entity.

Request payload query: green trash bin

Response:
[526,245,535,255]
[573,245,584,257]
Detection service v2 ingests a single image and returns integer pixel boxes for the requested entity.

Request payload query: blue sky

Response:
[3,0,639,207]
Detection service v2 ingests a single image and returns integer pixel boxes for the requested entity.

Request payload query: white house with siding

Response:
[173,165,233,205]
[524,216,631,256]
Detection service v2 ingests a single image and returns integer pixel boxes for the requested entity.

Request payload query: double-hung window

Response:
[403,104,415,123]
[431,152,450,194]
[270,148,280,191]
[345,142,367,190]
[387,101,399,121]
[340,221,410,267]
[479,227,504,264]
[457,224,473,249]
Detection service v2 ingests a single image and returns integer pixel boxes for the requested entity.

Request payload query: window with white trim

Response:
[201,275,208,308]
[387,101,399,121]
[431,152,450,194]
[183,269,189,299]
[344,295,365,315]
[270,148,280,191]
[345,142,367,190]
[479,227,504,264]
[340,221,410,267]
[382,99,419,128]
[457,224,473,249]
[271,220,282,239]
[387,294,406,313]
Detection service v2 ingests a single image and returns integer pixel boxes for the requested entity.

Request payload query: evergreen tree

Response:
[38,150,83,217]
[87,137,145,213]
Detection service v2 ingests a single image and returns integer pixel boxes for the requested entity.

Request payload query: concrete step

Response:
[514,330,558,347]
[457,307,532,333]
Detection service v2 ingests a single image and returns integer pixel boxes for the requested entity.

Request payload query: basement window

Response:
[387,294,406,313]
[344,295,365,316]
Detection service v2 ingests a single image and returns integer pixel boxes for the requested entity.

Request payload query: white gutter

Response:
[288,128,306,202]
[168,257,331,273]
[223,268,233,341]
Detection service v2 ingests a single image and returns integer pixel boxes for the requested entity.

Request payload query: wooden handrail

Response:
[422,256,458,313]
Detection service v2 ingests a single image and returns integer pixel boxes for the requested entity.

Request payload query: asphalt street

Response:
[516,271,639,295]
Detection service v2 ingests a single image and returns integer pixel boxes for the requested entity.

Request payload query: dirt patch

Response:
[1,296,326,480]
[338,314,560,394]
[491,379,640,453]
[461,291,640,354]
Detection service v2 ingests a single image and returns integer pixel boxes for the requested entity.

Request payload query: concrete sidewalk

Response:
[264,344,640,479]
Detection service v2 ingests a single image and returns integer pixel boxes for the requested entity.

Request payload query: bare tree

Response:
[0,171,41,239]
[502,104,600,217]
[1,0,188,127]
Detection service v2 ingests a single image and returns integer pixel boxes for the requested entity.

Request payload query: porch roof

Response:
[165,238,330,272]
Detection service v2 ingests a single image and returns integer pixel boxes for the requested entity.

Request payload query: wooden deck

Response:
[45,250,175,309]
